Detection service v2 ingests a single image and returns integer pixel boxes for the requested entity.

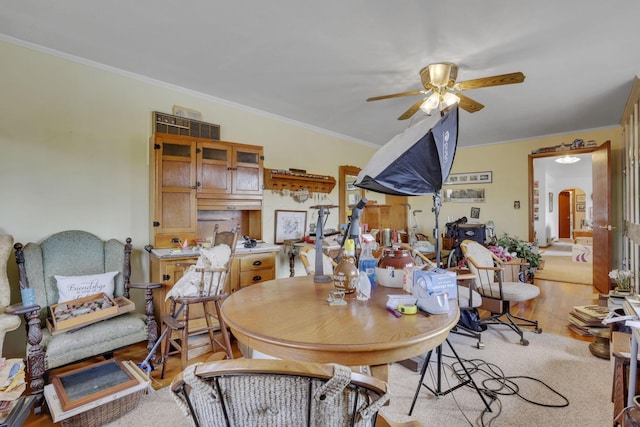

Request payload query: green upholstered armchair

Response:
[9,230,161,413]
[0,235,21,356]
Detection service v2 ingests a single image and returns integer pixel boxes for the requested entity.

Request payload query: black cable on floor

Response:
[424,352,570,427]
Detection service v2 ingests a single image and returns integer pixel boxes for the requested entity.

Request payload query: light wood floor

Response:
[23,278,600,427]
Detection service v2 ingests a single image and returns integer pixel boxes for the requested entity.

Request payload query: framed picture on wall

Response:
[274,210,307,244]
[442,188,486,203]
[444,171,492,185]
[470,207,480,219]
[548,192,553,212]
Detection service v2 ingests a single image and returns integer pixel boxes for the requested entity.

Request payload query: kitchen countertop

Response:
[150,243,281,258]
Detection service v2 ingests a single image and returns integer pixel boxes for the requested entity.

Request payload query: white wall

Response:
[534,154,593,244]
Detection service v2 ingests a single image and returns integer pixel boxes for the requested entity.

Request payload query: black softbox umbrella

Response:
[354,107,459,264]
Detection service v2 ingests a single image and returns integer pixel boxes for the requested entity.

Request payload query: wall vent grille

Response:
[153,111,220,140]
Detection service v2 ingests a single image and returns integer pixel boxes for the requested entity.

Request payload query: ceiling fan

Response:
[366,63,525,120]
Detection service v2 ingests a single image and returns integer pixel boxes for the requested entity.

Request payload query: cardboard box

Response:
[413,269,457,300]
[47,293,135,335]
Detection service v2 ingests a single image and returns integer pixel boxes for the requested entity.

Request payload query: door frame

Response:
[528,142,611,292]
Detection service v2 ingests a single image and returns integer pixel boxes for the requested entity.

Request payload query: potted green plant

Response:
[495,233,542,281]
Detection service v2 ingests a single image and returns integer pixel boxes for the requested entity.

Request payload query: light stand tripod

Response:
[432,190,442,266]
[310,204,338,283]
[336,198,367,263]
[409,190,491,415]
[409,338,493,415]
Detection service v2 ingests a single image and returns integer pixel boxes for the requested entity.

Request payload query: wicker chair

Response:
[461,239,542,345]
[171,357,391,427]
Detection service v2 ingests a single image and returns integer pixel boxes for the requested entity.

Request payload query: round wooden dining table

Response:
[221,275,459,369]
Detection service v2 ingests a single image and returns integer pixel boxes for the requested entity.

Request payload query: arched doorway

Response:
[558,188,587,240]
[558,190,572,239]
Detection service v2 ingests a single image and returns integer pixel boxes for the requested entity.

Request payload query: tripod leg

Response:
[436,345,443,394]
[445,338,493,412]
[408,349,434,416]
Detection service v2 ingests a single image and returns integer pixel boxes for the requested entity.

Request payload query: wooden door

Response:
[232,145,263,196]
[197,141,232,196]
[592,141,612,293]
[558,191,572,239]
[154,137,197,245]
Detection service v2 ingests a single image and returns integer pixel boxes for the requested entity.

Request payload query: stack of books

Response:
[567,305,611,336]
[0,395,36,427]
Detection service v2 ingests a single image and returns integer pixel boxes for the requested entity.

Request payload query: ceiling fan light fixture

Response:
[368,62,523,120]
[555,155,581,164]
[429,63,453,87]
[441,92,460,109]
[419,93,440,114]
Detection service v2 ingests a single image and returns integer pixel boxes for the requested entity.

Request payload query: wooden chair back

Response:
[212,224,238,253]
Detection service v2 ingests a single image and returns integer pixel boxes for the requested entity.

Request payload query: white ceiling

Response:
[2,1,638,148]
[535,153,593,180]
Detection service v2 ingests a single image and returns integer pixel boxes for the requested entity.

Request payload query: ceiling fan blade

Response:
[398,98,426,120]
[456,93,484,113]
[454,72,525,90]
[366,90,427,102]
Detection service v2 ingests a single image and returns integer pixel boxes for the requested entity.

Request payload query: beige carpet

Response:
[535,242,592,286]
[381,329,611,426]
[106,329,612,427]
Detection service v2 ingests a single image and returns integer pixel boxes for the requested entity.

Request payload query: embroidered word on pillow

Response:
[55,271,119,303]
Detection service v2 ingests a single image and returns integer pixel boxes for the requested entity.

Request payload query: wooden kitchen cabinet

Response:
[230,252,276,293]
[361,204,391,231]
[149,251,277,319]
[149,253,198,322]
[150,133,264,248]
[197,141,264,198]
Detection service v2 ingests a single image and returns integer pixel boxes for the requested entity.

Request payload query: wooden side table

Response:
[611,331,640,426]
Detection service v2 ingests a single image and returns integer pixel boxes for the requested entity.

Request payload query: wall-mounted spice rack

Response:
[264,168,336,195]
